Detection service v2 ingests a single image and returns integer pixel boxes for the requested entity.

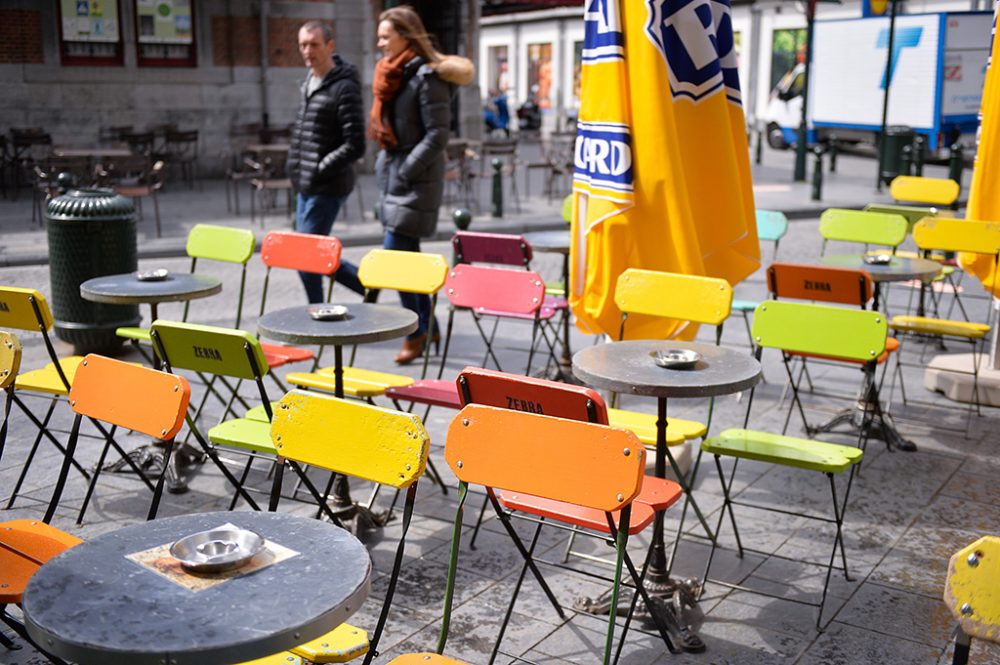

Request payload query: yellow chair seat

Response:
[607,408,701,446]
[889,316,990,339]
[387,654,468,665]
[235,653,302,665]
[14,356,85,395]
[207,417,275,455]
[290,623,370,663]
[286,367,415,398]
[115,326,151,342]
[702,428,863,473]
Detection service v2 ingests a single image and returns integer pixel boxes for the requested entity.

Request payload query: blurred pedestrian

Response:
[287,20,366,303]
[369,6,474,364]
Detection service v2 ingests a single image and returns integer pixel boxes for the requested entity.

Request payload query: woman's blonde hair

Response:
[378,6,442,64]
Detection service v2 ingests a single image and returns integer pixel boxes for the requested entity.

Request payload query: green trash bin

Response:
[46,187,141,355]
[880,125,915,185]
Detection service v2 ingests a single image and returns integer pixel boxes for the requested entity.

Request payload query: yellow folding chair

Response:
[944,535,1000,665]
[269,390,430,664]
[888,219,1000,433]
[44,354,191,524]
[0,331,22,466]
[703,300,885,629]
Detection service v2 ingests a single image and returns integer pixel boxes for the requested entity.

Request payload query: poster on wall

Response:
[136,0,193,44]
[61,0,120,42]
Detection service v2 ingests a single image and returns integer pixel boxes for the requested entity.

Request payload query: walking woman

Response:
[369,5,473,364]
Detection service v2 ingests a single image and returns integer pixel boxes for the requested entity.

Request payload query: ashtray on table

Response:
[863,253,893,265]
[651,349,702,370]
[308,305,349,321]
[169,527,264,573]
[136,268,169,282]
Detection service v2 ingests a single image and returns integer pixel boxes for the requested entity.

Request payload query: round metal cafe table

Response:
[23,511,371,665]
[81,271,222,323]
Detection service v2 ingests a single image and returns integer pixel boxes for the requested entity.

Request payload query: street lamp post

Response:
[875,0,899,191]
[794,0,818,182]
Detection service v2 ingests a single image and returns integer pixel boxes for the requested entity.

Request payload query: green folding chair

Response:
[703,300,886,629]
[818,208,908,256]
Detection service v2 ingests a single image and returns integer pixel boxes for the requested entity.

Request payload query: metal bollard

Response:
[948,143,964,210]
[755,129,763,165]
[452,208,472,231]
[828,136,838,173]
[811,147,824,201]
[900,143,913,177]
[913,135,925,176]
[491,158,503,218]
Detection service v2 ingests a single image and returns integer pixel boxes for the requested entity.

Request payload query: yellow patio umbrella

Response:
[570,0,760,340]
[963,0,1000,297]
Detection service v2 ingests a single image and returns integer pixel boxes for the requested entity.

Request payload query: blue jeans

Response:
[295,192,364,303]
[383,230,435,340]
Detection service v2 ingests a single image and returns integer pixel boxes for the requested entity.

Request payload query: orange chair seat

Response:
[260,342,314,365]
[499,490,656,535]
[0,520,83,603]
[788,336,899,365]
[635,475,684,511]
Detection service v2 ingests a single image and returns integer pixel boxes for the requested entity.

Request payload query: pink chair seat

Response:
[385,379,462,409]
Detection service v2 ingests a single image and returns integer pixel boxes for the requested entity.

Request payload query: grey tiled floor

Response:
[2,214,999,664]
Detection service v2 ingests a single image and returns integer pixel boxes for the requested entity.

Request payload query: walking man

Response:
[287,20,366,302]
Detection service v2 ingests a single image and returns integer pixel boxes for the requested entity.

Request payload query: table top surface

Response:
[246,143,290,152]
[523,230,570,254]
[258,303,418,346]
[573,340,762,398]
[81,272,222,305]
[820,253,942,282]
[23,511,371,665]
[54,147,133,158]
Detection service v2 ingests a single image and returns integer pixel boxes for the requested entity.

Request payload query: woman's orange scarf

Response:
[368,48,418,150]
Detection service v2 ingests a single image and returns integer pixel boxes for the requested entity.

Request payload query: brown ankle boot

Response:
[394,334,427,365]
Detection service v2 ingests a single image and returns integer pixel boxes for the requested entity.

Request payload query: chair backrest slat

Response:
[69,354,190,440]
[186,224,255,264]
[614,269,733,325]
[752,301,887,361]
[452,231,532,266]
[151,321,268,379]
[913,218,1000,255]
[0,287,53,332]
[819,209,908,247]
[272,390,428,488]
[457,367,608,424]
[767,263,873,306]
[445,265,545,315]
[891,175,960,206]
[358,250,449,294]
[0,331,22,390]
[756,209,789,243]
[445,404,644,512]
[261,231,341,275]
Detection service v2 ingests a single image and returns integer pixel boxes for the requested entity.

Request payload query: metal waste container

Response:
[46,187,141,355]
[880,125,915,185]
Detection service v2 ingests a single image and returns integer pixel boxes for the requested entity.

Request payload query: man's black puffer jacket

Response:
[287,55,366,197]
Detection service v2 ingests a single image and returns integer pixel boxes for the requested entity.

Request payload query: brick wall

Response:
[211,16,325,68]
[0,9,43,64]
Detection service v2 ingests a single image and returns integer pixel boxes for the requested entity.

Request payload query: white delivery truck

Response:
[764,11,991,157]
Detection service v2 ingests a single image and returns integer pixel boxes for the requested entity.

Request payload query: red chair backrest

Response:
[445,264,546,315]
[767,263,874,307]
[456,367,608,423]
[261,231,342,275]
[452,231,532,267]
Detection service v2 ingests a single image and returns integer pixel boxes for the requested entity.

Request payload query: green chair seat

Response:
[702,428,863,473]
[116,326,151,342]
[731,299,759,312]
[889,316,990,339]
[244,403,279,422]
[208,417,275,455]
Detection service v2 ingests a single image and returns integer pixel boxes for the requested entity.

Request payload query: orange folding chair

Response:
[44,354,190,524]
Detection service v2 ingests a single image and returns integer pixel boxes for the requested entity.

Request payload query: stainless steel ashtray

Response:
[308,305,349,321]
[136,268,169,282]
[169,527,264,573]
[863,253,893,265]
[651,349,702,370]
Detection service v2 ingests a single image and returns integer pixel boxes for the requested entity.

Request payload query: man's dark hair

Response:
[300,20,334,43]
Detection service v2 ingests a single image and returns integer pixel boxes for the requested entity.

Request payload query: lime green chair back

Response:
[0,287,54,332]
[272,390,428,488]
[150,321,268,380]
[819,209,908,250]
[0,331,21,390]
[357,250,449,295]
[890,175,960,206]
[752,300,887,362]
[186,224,256,264]
[561,194,573,223]
[614,269,733,326]
[912,218,1000,255]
